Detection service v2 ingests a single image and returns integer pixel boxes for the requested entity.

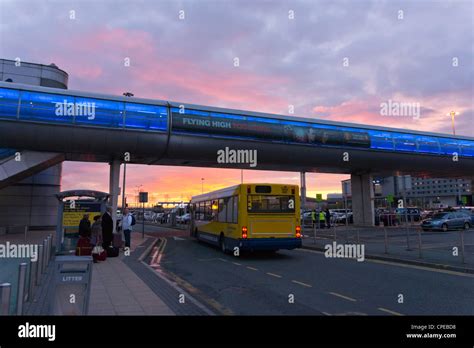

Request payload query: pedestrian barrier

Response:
[0,233,56,316]
[304,220,471,266]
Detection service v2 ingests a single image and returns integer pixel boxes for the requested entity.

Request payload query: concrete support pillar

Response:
[300,172,306,211]
[109,160,121,233]
[351,173,375,226]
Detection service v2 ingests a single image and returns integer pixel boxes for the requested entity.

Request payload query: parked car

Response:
[421,212,471,232]
[177,213,190,224]
[143,211,154,221]
[395,208,421,222]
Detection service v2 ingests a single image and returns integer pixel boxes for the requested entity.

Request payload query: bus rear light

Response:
[296,226,301,238]
[242,226,248,239]
[247,186,251,193]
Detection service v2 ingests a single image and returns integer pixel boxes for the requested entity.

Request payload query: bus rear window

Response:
[255,185,272,193]
[247,195,295,213]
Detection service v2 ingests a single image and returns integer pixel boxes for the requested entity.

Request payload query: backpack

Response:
[131,214,136,226]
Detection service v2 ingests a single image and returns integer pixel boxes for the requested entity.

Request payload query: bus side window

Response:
[218,198,226,222]
[226,197,233,223]
[232,195,238,223]
[212,200,219,221]
[205,201,212,221]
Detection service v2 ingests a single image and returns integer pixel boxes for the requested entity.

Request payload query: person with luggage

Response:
[90,215,102,246]
[121,208,134,248]
[78,214,91,238]
[101,206,114,249]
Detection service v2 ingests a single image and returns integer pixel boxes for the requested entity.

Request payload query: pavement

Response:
[1,227,176,315]
[87,232,174,315]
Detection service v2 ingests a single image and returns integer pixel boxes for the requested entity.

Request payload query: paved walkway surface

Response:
[5,228,175,315]
[302,225,474,272]
[88,247,174,315]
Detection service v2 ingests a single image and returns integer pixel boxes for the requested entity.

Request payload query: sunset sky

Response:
[1,0,472,204]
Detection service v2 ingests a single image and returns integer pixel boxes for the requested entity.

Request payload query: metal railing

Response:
[304,218,471,266]
[0,233,55,315]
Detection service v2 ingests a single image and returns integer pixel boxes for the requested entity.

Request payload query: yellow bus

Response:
[190,183,302,253]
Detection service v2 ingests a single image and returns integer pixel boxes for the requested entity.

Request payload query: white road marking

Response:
[266,272,282,278]
[378,307,403,316]
[291,280,312,288]
[173,236,185,240]
[232,262,242,266]
[246,266,258,271]
[329,292,357,302]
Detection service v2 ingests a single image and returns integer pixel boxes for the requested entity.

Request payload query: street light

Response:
[447,110,462,206]
[123,92,134,97]
[447,110,459,136]
[135,184,143,206]
[201,178,204,194]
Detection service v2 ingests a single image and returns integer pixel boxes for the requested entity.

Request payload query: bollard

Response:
[417,228,423,259]
[46,236,52,265]
[28,259,37,301]
[49,234,54,259]
[405,224,411,251]
[460,229,466,264]
[16,263,27,315]
[0,283,12,315]
[384,224,388,254]
[42,239,48,273]
[37,245,44,284]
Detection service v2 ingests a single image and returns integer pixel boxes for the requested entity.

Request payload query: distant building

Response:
[342,176,473,208]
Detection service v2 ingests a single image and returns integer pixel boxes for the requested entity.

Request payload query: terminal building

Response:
[0,59,67,232]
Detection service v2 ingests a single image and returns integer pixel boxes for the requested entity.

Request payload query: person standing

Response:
[325,208,331,229]
[101,207,113,249]
[121,208,133,248]
[319,210,326,229]
[90,215,102,246]
[311,209,316,228]
[78,214,91,238]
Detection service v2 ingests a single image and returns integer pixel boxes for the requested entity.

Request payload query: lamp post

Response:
[135,184,143,207]
[201,178,204,194]
[447,110,459,136]
[447,110,462,205]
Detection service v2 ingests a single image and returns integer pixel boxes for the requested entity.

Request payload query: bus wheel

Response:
[219,234,227,254]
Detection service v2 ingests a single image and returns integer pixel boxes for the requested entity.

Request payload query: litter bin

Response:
[50,255,93,315]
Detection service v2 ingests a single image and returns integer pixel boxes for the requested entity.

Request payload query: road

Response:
[144,227,474,315]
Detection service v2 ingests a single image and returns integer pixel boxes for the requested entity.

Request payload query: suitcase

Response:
[106,246,120,257]
[113,233,124,248]
[93,250,107,262]
[76,246,92,256]
[76,237,92,256]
